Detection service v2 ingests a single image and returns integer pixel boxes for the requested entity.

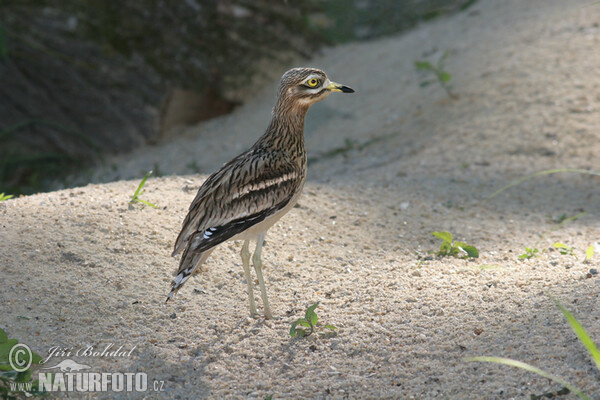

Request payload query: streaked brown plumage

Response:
[168,67,354,318]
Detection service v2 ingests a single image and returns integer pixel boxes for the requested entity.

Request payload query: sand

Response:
[2,0,600,398]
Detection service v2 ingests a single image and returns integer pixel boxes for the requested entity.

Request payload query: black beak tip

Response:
[341,85,355,93]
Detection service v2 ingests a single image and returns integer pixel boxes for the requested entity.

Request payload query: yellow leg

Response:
[252,233,272,319]
[241,240,257,317]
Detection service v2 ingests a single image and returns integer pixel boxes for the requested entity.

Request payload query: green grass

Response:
[0,193,13,202]
[466,296,600,400]
[431,231,479,258]
[290,303,337,338]
[129,171,158,208]
[415,51,457,99]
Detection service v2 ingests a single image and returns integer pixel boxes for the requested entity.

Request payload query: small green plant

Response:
[415,51,457,98]
[129,171,158,208]
[432,231,479,258]
[0,328,46,398]
[466,296,600,400]
[518,247,539,260]
[553,242,575,256]
[585,245,594,261]
[290,303,337,338]
[0,193,13,202]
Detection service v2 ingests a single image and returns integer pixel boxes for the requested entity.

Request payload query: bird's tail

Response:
[166,247,213,302]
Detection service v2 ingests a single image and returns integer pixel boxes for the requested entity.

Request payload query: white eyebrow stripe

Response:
[304,74,322,83]
[231,172,297,200]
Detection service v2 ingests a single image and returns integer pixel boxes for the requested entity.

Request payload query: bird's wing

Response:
[172,149,303,256]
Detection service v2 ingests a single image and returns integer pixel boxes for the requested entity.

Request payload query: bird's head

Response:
[275,67,354,112]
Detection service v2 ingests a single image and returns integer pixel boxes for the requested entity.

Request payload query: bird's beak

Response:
[326,81,355,93]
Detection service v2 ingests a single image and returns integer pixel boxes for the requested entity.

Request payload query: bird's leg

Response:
[241,240,257,317]
[252,233,273,319]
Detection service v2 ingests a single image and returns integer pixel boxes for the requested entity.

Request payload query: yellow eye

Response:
[307,78,319,88]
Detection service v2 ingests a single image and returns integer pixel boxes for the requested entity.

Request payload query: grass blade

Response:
[465,357,590,400]
[132,171,152,199]
[486,169,600,201]
[550,297,600,372]
[135,199,158,209]
[131,171,151,201]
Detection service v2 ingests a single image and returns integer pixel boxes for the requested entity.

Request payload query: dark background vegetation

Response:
[0,0,476,195]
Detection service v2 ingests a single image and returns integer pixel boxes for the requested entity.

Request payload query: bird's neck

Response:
[257,102,308,161]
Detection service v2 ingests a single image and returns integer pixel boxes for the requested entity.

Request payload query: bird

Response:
[167,67,354,319]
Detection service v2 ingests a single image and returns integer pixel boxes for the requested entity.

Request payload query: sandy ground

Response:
[3,0,600,398]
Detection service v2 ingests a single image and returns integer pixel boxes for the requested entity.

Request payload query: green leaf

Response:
[432,231,453,243]
[0,329,7,344]
[31,351,42,365]
[459,244,479,258]
[0,340,18,359]
[16,369,31,383]
[290,318,310,337]
[465,357,590,400]
[290,323,298,338]
[439,241,452,254]
[586,245,594,260]
[553,242,568,249]
[134,199,158,208]
[295,328,307,337]
[551,297,600,372]
[439,71,452,83]
[518,247,538,260]
[323,324,337,330]
[297,320,311,328]
[305,303,319,326]
[415,61,433,71]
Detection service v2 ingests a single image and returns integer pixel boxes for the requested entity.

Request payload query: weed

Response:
[0,193,13,202]
[466,296,600,400]
[290,303,337,338]
[129,171,158,208]
[432,231,479,258]
[0,328,46,398]
[553,242,575,257]
[415,51,457,98]
[518,247,539,260]
[585,245,594,261]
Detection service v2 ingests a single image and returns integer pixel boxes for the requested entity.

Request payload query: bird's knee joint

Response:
[241,247,250,262]
[252,253,261,267]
